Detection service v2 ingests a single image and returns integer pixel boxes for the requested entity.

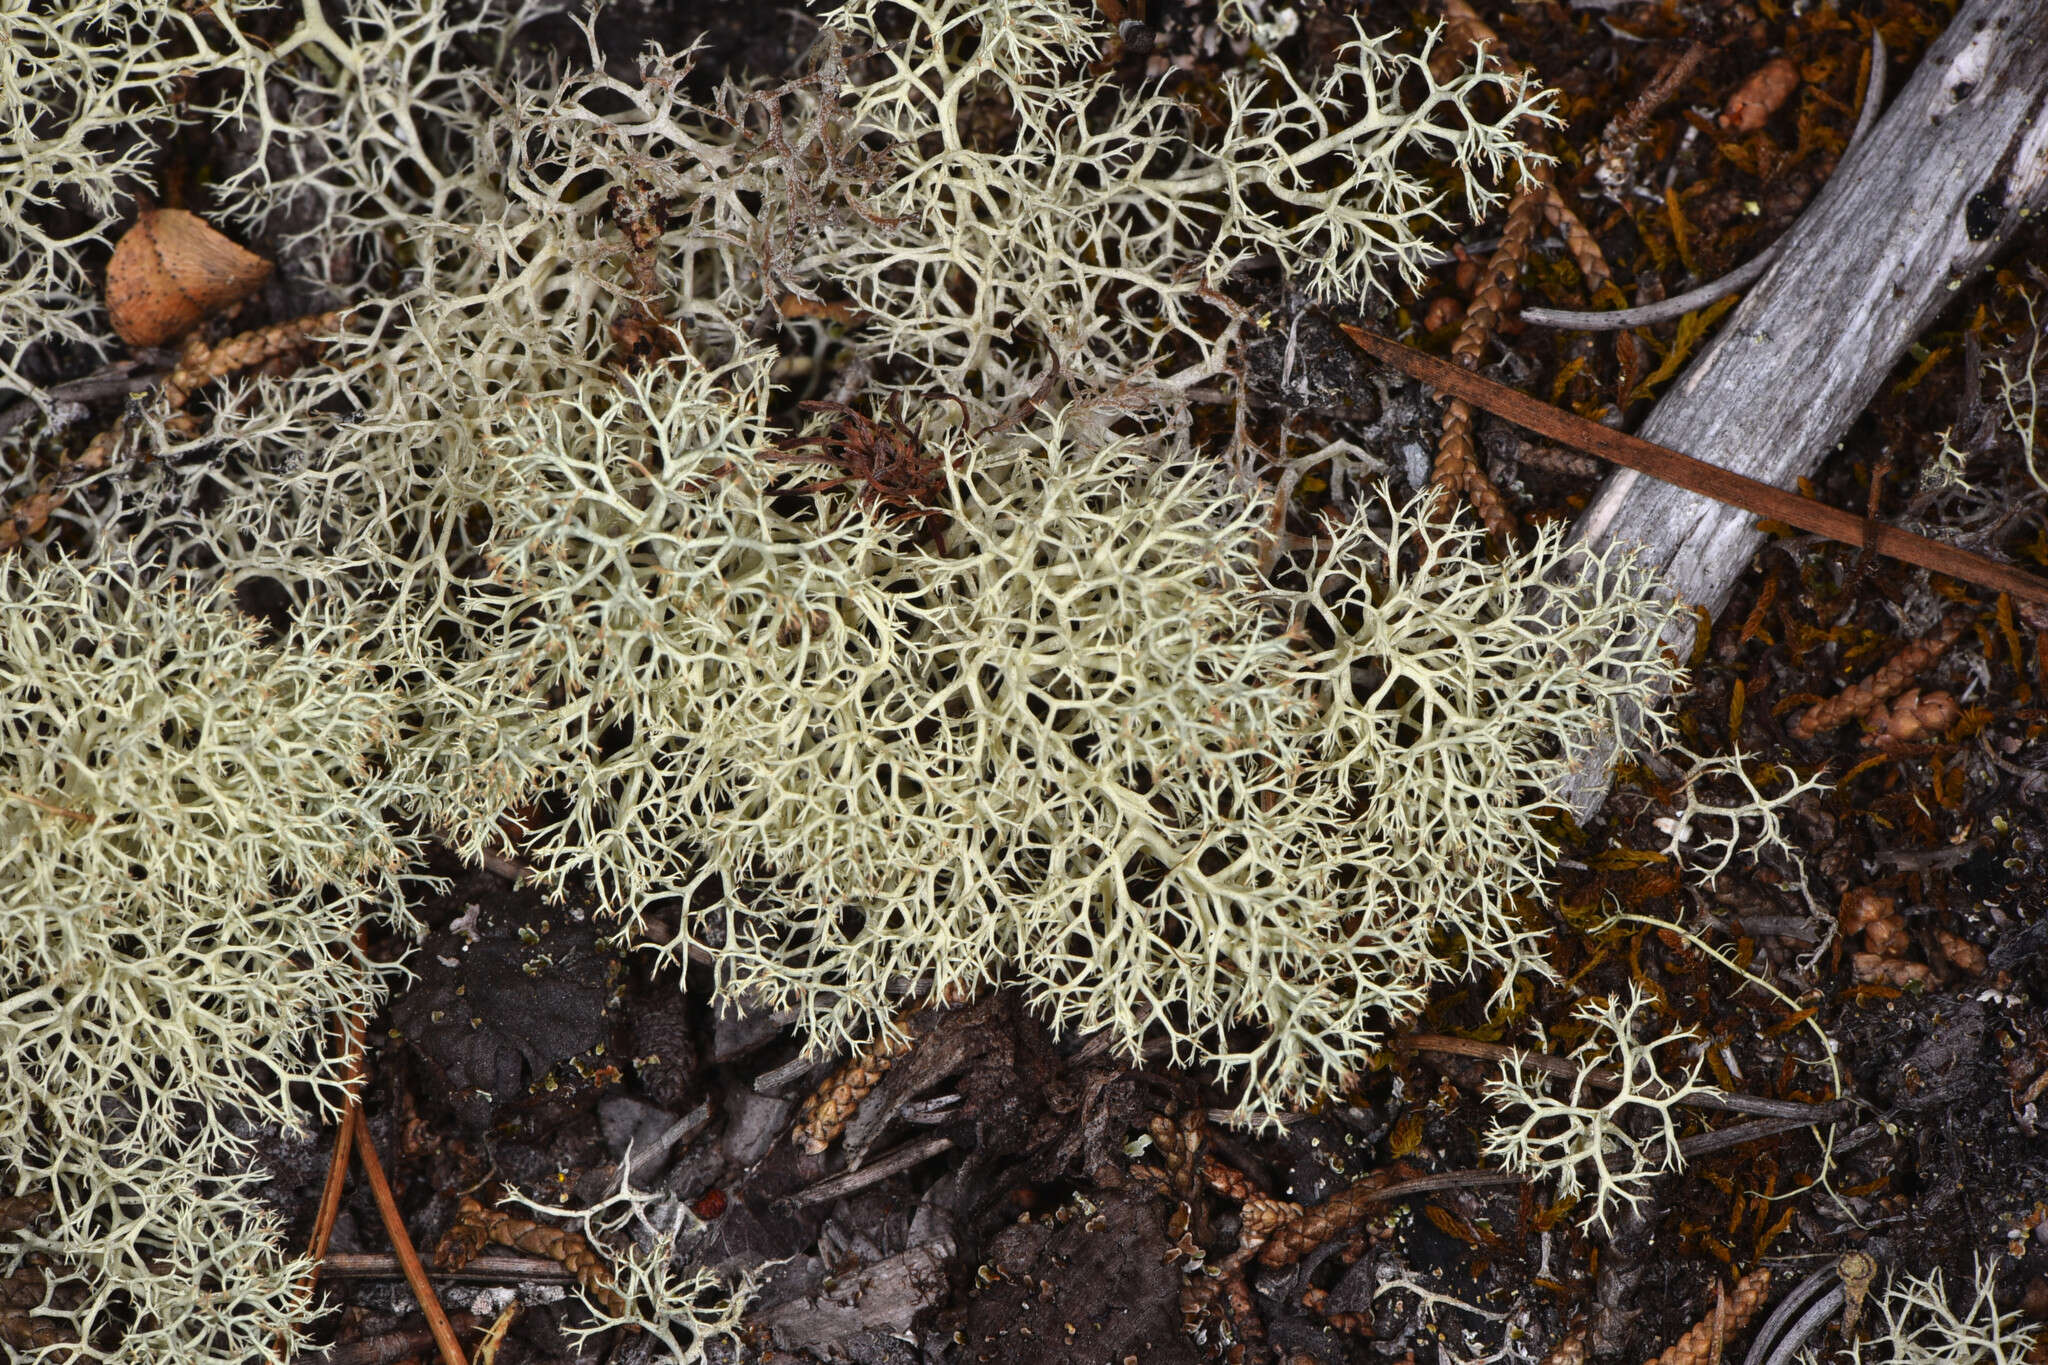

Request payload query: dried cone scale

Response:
[105,207,272,347]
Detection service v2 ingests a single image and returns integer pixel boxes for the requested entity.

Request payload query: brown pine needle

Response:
[355,1119,470,1365]
[1338,326,2048,608]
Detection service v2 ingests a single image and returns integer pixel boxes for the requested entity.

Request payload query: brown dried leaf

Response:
[105,207,271,348]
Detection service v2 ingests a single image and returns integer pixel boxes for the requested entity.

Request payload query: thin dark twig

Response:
[775,1135,957,1210]
[1338,324,2048,606]
[318,1253,577,1284]
[0,359,171,439]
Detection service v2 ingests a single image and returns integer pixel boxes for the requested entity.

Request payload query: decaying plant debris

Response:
[3,1,2047,1364]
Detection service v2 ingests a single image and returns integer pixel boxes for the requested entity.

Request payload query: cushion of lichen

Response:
[439,356,1683,1112]
[0,561,408,1362]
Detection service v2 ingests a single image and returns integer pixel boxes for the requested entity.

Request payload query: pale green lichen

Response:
[1481,987,1724,1232]
[0,560,415,1363]
[499,1180,754,1363]
[437,351,1683,1109]
[1815,1260,2040,1365]
[797,0,1551,402]
[0,0,1682,1356]
[0,1,270,406]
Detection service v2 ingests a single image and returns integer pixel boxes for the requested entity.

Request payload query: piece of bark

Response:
[1559,0,2048,819]
[756,1243,951,1351]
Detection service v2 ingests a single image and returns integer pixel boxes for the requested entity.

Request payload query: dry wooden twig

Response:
[1588,41,1712,196]
[1526,33,1887,333]
[1338,326,2048,608]
[356,1125,472,1365]
[775,1134,958,1211]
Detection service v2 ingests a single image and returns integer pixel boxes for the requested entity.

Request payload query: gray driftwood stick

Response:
[1556,0,2048,820]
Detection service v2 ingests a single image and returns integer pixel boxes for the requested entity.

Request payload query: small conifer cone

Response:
[161,310,345,412]
[0,1307,76,1352]
[1545,1328,1589,1365]
[432,1196,495,1271]
[1150,1111,1204,1198]
[1431,186,1541,544]
[496,1217,625,1317]
[1643,1269,1771,1365]
[1238,1196,1306,1248]
[438,1197,626,1316]
[0,1267,47,1310]
[793,1024,914,1154]
[1791,614,1969,740]
[1859,688,1960,749]
[1255,1170,1398,1268]
[1128,1161,1174,1196]
[1540,187,1612,293]
[1430,0,1610,296]
[1221,1265,1267,1354]
[1202,1155,1258,1203]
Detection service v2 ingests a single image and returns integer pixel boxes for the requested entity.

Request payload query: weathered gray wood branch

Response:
[1558,0,2048,819]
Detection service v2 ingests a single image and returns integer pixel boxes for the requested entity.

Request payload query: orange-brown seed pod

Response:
[105,207,272,347]
[1720,58,1800,133]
